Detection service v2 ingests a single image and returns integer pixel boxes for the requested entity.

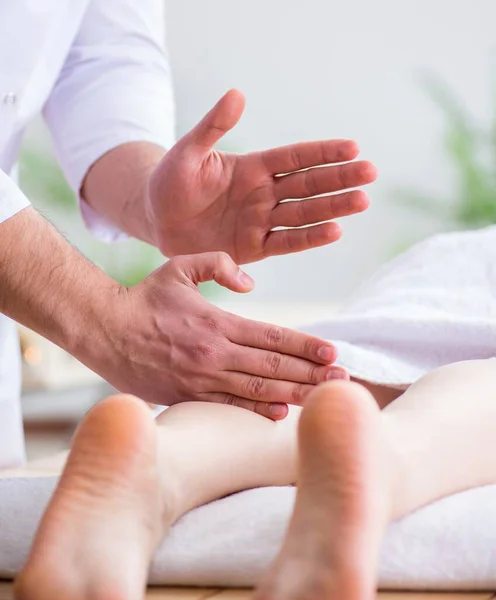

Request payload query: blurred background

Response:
[19,0,496,451]
[22,0,496,301]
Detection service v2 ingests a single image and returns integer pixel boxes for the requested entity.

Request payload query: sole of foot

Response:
[15,394,167,600]
[254,380,395,600]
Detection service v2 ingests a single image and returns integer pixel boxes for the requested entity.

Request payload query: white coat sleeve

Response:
[43,0,175,241]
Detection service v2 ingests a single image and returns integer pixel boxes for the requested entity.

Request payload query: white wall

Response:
[164,0,496,302]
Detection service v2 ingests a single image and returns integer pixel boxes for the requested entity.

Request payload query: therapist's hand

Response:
[146,89,377,264]
[0,208,344,421]
[110,251,347,419]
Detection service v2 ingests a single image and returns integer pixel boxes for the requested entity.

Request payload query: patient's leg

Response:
[256,359,496,600]
[152,400,300,515]
[15,358,496,600]
[14,397,300,600]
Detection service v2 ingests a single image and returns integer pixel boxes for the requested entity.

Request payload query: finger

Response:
[271,190,369,228]
[228,345,349,384]
[223,372,315,406]
[261,139,360,175]
[229,317,338,364]
[264,222,342,257]
[170,252,255,293]
[185,89,246,152]
[274,161,377,201]
[202,393,289,421]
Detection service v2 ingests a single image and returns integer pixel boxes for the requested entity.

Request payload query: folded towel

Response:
[0,476,495,589]
[304,226,496,386]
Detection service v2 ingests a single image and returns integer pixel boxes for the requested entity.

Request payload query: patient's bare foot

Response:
[255,381,396,600]
[15,394,173,600]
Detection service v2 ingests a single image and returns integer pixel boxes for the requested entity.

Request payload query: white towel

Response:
[304,225,496,386]
[2,226,496,588]
[0,477,495,589]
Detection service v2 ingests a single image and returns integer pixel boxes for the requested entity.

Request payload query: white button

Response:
[3,93,17,106]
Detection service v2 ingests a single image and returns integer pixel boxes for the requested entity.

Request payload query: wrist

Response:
[82,142,166,246]
[62,274,125,375]
[0,208,124,378]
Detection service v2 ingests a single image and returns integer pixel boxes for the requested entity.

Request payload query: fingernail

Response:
[326,368,348,380]
[318,346,335,362]
[269,404,287,419]
[238,270,255,287]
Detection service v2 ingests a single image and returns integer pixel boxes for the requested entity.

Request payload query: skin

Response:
[1,90,376,417]
[82,89,377,262]
[0,209,348,417]
[14,359,496,600]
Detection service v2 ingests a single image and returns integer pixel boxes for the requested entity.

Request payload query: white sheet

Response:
[0,476,495,589]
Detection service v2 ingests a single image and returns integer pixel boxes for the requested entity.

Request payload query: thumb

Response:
[187,89,246,152]
[171,252,255,293]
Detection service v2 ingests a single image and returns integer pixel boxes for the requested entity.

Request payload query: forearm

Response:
[0,207,121,369]
[81,142,166,246]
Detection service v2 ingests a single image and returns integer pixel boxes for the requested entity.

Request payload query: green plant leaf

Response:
[396,72,496,236]
[19,149,76,213]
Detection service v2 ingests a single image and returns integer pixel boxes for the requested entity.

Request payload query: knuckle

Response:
[321,140,332,163]
[216,251,232,269]
[346,191,354,213]
[290,147,302,171]
[308,364,321,383]
[342,164,353,188]
[264,325,284,348]
[305,227,313,246]
[222,394,240,407]
[192,341,219,361]
[254,402,270,417]
[165,255,191,281]
[303,337,317,358]
[296,199,306,224]
[203,316,223,334]
[284,232,297,252]
[326,196,337,218]
[305,168,318,196]
[291,383,306,405]
[265,352,282,377]
[246,376,267,399]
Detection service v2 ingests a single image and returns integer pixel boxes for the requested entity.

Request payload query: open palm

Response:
[148,90,377,265]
